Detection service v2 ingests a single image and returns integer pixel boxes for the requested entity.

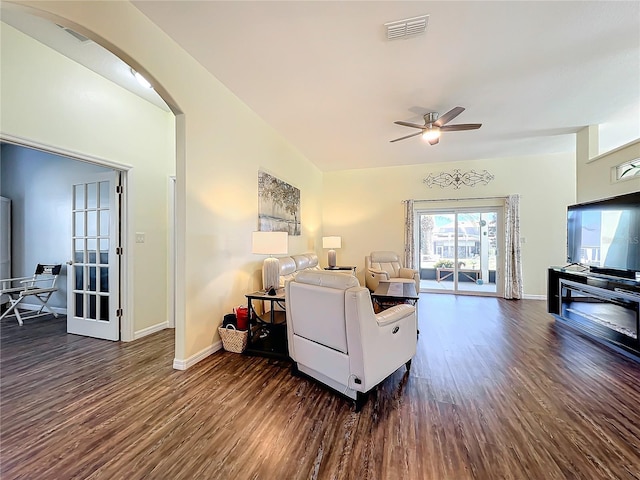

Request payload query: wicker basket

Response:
[218,324,248,353]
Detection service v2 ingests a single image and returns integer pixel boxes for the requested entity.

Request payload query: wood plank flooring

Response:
[1,295,639,479]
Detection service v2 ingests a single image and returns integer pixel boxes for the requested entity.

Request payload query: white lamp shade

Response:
[322,236,342,249]
[252,231,288,255]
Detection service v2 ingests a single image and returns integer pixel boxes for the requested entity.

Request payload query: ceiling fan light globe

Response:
[421,127,440,143]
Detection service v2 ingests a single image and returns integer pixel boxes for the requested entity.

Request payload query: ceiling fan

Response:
[391,106,481,145]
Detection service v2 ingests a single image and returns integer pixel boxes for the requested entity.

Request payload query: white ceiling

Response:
[4,1,640,172]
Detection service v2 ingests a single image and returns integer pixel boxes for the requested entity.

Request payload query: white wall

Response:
[0,144,111,309]
[2,2,323,366]
[323,153,576,297]
[1,21,175,335]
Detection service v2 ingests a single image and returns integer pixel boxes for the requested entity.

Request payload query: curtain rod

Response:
[403,195,512,203]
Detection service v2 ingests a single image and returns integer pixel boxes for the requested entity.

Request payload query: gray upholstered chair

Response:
[364,251,420,293]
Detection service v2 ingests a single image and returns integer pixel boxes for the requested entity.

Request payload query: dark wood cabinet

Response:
[548,267,640,360]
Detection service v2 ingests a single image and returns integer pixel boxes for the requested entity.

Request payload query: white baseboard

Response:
[173,340,222,370]
[523,294,546,301]
[134,321,169,340]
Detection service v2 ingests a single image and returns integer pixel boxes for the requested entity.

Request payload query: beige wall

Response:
[1,21,175,336]
[323,153,576,297]
[577,135,640,203]
[4,1,323,366]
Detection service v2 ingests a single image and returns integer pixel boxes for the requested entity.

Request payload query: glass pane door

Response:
[456,211,498,293]
[421,213,456,292]
[67,171,119,340]
[418,207,501,296]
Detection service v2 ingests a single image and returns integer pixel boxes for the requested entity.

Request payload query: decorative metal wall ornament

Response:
[423,169,494,189]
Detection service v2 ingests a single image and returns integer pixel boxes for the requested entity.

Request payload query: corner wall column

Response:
[576,125,599,166]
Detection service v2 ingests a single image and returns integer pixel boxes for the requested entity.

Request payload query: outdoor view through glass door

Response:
[417,208,502,295]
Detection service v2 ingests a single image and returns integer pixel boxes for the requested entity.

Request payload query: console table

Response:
[324,266,356,275]
[548,267,640,360]
[245,289,289,360]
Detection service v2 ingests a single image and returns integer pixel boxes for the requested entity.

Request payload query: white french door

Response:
[67,172,120,340]
[417,206,503,296]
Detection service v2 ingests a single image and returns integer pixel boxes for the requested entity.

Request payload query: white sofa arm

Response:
[399,267,417,278]
[369,268,387,275]
[365,268,389,291]
[375,304,415,327]
[398,268,420,293]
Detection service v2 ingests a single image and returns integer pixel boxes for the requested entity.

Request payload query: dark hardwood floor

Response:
[1,295,639,480]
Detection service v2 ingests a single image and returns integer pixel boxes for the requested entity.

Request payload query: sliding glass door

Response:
[417,207,503,296]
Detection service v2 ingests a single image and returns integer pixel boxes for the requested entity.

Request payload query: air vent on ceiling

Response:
[56,24,91,43]
[384,15,429,40]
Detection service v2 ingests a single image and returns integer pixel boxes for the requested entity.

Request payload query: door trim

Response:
[168,176,176,329]
[1,133,133,340]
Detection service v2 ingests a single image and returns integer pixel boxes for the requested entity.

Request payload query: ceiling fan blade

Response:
[440,123,482,131]
[390,131,423,143]
[394,120,425,129]
[434,106,465,127]
[428,136,440,145]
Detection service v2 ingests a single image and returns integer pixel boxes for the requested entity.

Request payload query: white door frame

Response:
[0,133,134,340]
[0,196,11,305]
[168,176,176,329]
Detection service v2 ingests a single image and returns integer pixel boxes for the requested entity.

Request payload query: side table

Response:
[371,281,419,311]
[245,289,289,360]
[323,266,356,275]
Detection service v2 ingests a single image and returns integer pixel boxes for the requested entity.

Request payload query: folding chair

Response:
[0,264,62,325]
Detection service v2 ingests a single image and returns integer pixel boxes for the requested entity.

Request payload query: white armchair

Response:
[285,270,417,410]
[365,251,420,293]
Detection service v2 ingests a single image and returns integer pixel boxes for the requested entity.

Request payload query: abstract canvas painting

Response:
[258,171,301,236]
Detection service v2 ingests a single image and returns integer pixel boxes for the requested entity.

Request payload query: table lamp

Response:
[252,231,288,293]
[322,236,342,268]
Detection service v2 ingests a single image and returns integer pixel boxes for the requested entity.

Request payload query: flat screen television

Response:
[567,191,640,277]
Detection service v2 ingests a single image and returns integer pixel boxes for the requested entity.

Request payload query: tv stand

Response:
[590,266,638,280]
[548,268,640,360]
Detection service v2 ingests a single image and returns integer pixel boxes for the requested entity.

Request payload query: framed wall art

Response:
[258,170,301,236]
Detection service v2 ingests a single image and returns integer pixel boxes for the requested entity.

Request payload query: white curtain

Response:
[403,200,415,269]
[504,194,523,299]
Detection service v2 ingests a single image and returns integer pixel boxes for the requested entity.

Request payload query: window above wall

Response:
[613,158,640,182]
